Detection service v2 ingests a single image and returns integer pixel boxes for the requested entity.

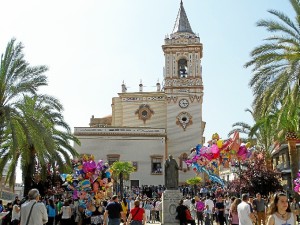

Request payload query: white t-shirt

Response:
[61,206,71,219]
[204,199,214,213]
[237,201,252,225]
[183,199,191,208]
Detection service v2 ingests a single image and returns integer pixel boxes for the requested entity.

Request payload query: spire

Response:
[172,0,194,34]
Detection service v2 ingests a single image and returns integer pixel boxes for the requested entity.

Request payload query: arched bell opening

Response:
[178,58,188,78]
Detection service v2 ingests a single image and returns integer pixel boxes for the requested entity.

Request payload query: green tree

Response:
[245,0,300,187]
[0,39,79,196]
[186,176,202,196]
[110,161,135,198]
[0,95,79,196]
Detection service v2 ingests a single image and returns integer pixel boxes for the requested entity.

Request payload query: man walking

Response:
[253,193,267,225]
[237,194,253,225]
[104,195,125,225]
[20,188,48,225]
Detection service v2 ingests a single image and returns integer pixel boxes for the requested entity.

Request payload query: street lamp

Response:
[231,160,248,197]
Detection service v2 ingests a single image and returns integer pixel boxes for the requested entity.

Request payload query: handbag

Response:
[185,209,193,220]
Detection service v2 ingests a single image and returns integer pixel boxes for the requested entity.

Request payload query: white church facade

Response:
[74,1,206,187]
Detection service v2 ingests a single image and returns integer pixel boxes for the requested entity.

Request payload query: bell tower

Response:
[163,0,205,170]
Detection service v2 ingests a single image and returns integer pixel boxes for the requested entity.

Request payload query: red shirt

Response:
[130,207,145,221]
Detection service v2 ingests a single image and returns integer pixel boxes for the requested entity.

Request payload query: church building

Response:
[74,1,206,187]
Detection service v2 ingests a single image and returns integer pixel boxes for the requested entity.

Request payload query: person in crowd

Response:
[46,199,56,225]
[150,200,156,223]
[237,194,253,225]
[267,192,295,225]
[121,198,129,221]
[20,188,48,225]
[215,196,225,225]
[253,193,267,225]
[0,200,3,213]
[143,199,152,223]
[205,196,214,225]
[229,198,241,225]
[176,199,196,225]
[155,198,162,222]
[290,197,299,223]
[127,200,146,225]
[2,202,13,225]
[196,197,205,225]
[90,201,105,225]
[224,195,230,225]
[11,199,21,225]
[190,198,197,221]
[60,200,72,225]
[204,205,212,225]
[55,198,63,225]
[104,195,125,225]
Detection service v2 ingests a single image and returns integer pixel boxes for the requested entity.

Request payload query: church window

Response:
[132,161,138,172]
[107,154,120,165]
[151,155,163,174]
[178,58,188,78]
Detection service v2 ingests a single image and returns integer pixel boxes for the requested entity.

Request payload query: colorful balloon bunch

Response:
[294,172,300,194]
[185,132,254,186]
[60,154,113,204]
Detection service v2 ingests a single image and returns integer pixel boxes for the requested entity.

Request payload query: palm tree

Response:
[110,161,135,198]
[228,108,275,162]
[0,39,47,138]
[0,94,80,196]
[245,0,300,187]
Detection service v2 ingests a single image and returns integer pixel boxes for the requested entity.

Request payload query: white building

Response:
[74,1,206,187]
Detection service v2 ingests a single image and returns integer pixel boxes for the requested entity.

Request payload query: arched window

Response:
[178,58,188,78]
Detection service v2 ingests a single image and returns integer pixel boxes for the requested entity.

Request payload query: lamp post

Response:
[231,160,247,197]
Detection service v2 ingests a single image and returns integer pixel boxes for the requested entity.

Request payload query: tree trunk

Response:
[23,163,34,197]
[119,172,124,198]
[288,139,298,191]
[23,148,36,197]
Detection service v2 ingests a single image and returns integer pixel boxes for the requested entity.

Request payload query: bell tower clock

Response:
[163,1,205,164]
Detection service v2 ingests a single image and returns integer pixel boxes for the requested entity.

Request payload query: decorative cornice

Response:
[74,127,166,137]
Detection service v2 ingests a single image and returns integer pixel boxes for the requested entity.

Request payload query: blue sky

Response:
[0,0,292,144]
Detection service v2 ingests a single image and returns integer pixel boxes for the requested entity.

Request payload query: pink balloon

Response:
[211,144,219,154]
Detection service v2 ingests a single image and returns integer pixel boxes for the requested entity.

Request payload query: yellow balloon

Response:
[246,142,251,148]
[217,139,223,148]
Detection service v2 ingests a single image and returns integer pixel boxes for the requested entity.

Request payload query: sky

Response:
[0,0,294,182]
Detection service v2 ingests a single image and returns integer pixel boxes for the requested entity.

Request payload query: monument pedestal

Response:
[161,190,182,225]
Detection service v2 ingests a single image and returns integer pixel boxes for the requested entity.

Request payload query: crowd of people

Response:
[0,187,299,225]
[175,192,299,225]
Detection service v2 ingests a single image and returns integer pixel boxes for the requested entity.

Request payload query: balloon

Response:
[212,133,219,140]
[245,142,251,148]
[211,144,219,154]
[217,140,223,148]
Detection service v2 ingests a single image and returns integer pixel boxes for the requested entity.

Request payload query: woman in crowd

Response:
[229,198,241,225]
[143,199,152,223]
[60,200,72,225]
[267,193,295,225]
[215,196,225,225]
[290,197,299,222]
[46,199,57,225]
[176,199,196,225]
[190,198,197,221]
[127,200,146,225]
[121,198,129,222]
[11,199,21,225]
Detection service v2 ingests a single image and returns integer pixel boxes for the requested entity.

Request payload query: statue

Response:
[164,155,179,190]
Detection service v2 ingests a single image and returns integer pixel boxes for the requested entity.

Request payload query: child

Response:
[204,205,212,225]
